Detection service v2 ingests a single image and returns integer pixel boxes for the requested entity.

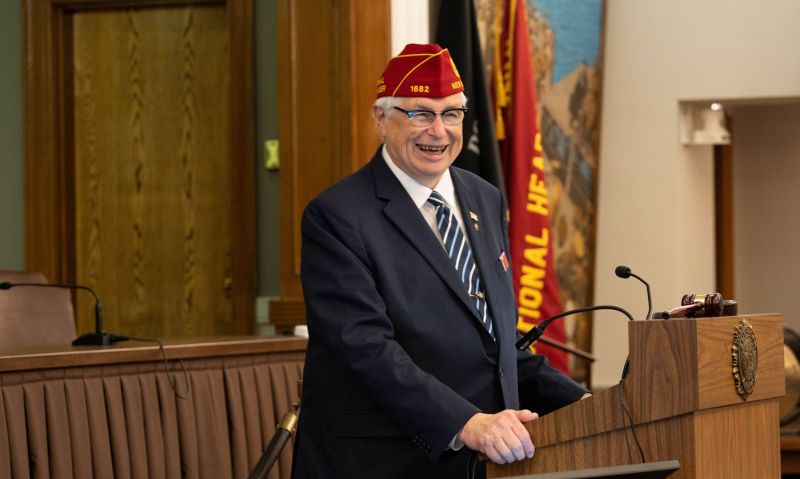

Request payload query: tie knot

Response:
[427,191,447,209]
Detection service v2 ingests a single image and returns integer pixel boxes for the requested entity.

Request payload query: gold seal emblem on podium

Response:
[732,318,758,399]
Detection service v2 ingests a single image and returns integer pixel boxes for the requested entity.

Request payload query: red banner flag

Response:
[494,0,569,374]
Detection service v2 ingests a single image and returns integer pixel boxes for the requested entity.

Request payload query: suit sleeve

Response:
[497,189,588,415]
[516,348,587,415]
[301,198,480,460]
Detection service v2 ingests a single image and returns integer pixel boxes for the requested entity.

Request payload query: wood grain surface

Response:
[25,0,256,340]
[72,5,232,338]
[488,315,784,478]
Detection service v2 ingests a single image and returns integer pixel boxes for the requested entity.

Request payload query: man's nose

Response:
[426,114,447,136]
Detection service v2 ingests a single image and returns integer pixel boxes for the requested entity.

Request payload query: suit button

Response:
[499,367,504,377]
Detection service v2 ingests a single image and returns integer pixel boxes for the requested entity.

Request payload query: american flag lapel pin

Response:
[499,251,509,271]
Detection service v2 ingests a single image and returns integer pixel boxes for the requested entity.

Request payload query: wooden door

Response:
[24,0,256,338]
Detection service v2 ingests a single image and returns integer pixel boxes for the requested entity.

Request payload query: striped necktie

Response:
[427,191,493,337]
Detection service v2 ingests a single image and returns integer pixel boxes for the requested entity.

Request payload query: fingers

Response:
[484,420,534,463]
[515,409,539,423]
[510,416,535,459]
[458,410,536,464]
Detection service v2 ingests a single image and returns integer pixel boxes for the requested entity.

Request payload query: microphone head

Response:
[615,265,632,279]
[0,282,12,290]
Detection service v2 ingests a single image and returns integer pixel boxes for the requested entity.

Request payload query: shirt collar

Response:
[381,145,457,209]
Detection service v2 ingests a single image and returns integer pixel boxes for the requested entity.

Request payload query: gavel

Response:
[652,293,737,319]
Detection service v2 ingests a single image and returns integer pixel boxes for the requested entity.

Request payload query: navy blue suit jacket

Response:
[292,149,586,478]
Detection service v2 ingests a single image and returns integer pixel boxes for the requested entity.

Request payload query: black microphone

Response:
[615,265,653,321]
[516,304,634,351]
[0,281,128,346]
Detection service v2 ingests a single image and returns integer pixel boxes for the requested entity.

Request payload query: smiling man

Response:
[292,43,587,479]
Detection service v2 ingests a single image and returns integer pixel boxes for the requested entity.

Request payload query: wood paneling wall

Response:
[270,0,390,331]
[72,7,233,337]
[24,0,256,337]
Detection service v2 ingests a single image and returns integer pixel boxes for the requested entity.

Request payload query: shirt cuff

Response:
[448,433,465,451]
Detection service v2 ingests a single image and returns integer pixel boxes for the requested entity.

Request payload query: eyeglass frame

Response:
[392,106,469,127]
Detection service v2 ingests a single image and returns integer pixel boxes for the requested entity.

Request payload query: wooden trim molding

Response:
[714,126,734,299]
[274,0,390,328]
[0,335,307,372]
[24,0,72,283]
[227,0,258,331]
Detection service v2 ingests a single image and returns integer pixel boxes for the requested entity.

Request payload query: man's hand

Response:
[457,410,538,464]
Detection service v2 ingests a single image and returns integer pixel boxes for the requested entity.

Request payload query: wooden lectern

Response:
[488,314,784,479]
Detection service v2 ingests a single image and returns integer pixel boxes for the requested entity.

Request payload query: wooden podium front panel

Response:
[694,399,780,478]
[628,318,701,421]
[626,314,784,423]
[695,315,784,410]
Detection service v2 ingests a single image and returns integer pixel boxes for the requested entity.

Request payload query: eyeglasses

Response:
[393,107,468,127]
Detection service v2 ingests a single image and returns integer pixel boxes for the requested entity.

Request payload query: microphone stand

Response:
[517,305,634,351]
[0,281,127,346]
[248,378,302,479]
[516,304,635,382]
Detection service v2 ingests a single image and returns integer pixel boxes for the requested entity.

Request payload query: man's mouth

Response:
[417,144,448,154]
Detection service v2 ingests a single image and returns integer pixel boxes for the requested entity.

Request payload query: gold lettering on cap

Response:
[451,81,463,90]
[410,85,430,93]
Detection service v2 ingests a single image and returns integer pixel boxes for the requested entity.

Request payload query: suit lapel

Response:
[371,156,485,326]
[451,169,508,345]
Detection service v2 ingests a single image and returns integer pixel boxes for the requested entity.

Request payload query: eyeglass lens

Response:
[395,108,466,126]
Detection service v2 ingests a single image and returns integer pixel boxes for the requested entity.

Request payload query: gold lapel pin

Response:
[469,211,479,231]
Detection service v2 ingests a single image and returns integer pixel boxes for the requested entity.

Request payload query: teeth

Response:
[418,145,446,153]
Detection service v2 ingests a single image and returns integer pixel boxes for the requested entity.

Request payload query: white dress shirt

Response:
[381,146,473,252]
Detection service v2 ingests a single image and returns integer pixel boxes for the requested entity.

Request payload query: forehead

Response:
[399,93,464,110]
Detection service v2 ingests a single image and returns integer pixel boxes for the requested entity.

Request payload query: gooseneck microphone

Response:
[615,265,653,321]
[516,304,634,351]
[0,281,128,346]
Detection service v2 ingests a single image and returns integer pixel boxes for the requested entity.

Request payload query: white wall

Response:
[732,104,800,330]
[594,0,800,388]
[391,0,430,55]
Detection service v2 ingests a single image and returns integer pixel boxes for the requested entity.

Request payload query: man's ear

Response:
[372,105,387,138]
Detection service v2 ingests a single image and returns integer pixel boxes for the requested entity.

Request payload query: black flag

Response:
[436,0,505,191]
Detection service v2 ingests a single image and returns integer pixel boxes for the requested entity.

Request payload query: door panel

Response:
[72,6,232,337]
[25,0,255,339]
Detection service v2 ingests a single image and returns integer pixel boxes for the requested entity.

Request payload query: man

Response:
[292,43,587,478]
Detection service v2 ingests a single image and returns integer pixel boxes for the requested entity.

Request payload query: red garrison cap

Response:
[376,43,464,99]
